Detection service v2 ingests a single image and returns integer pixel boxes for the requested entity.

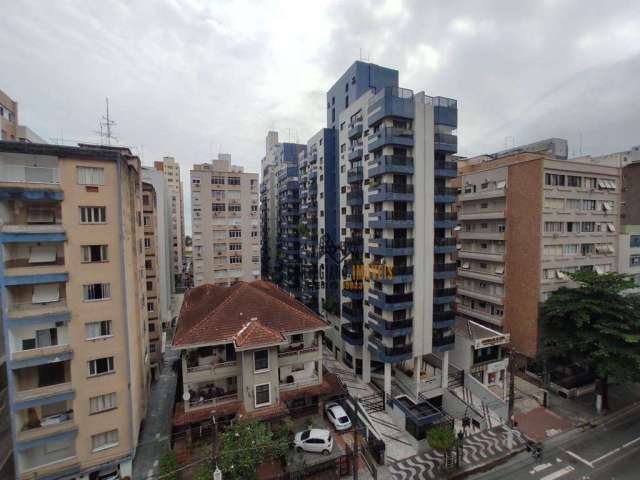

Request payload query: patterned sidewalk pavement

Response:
[388,427,526,479]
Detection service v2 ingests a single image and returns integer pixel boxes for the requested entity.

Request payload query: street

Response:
[468,403,640,480]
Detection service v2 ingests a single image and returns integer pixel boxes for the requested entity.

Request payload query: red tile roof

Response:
[173,281,328,348]
[234,318,286,350]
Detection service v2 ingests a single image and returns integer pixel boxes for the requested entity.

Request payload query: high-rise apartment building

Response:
[0,141,149,480]
[142,167,173,330]
[154,156,184,288]
[457,151,620,357]
[190,154,260,286]
[142,181,164,379]
[1,89,18,141]
[328,85,459,398]
[259,133,306,289]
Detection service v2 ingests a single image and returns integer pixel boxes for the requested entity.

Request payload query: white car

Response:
[325,402,352,431]
[293,428,334,455]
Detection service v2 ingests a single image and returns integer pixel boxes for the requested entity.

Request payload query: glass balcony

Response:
[433,263,457,280]
[342,302,363,322]
[369,211,414,229]
[434,212,457,229]
[369,238,414,256]
[345,214,363,229]
[368,155,414,176]
[368,183,414,203]
[367,87,415,126]
[368,336,413,363]
[368,289,413,311]
[434,187,458,204]
[433,287,457,305]
[368,312,413,337]
[347,166,363,183]
[434,133,458,152]
[368,127,414,151]
[434,161,458,178]
[434,237,457,254]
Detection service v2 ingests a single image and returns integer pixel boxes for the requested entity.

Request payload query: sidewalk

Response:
[132,343,179,479]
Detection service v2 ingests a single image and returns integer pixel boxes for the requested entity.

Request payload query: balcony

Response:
[394,367,442,401]
[368,289,413,311]
[434,187,458,204]
[185,360,240,383]
[187,389,239,411]
[368,127,414,151]
[345,214,363,229]
[369,238,414,256]
[346,189,363,206]
[457,250,504,262]
[4,257,66,278]
[368,183,414,203]
[368,312,413,337]
[371,265,414,284]
[457,268,504,284]
[457,287,504,305]
[348,122,363,139]
[16,401,74,443]
[434,161,458,178]
[368,155,414,176]
[279,373,321,392]
[13,381,74,407]
[434,237,457,254]
[458,231,505,241]
[456,304,503,327]
[348,146,363,162]
[17,433,78,480]
[11,343,72,365]
[347,166,363,183]
[278,343,321,366]
[458,210,505,221]
[0,164,60,184]
[433,287,457,305]
[434,212,457,229]
[433,335,455,352]
[433,262,457,280]
[341,324,364,346]
[342,302,364,322]
[369,211,414,229]
[368,337,413,363]
[434,133,458,152]
[367,87,415,126]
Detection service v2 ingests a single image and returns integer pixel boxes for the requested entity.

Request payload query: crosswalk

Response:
[389,428,527,479]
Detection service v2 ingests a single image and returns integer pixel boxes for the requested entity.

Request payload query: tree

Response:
[218,421,289,480]
[193,462,213,480]
[426,425,459,470]
[540,271,640,411]
[158,450,178,480]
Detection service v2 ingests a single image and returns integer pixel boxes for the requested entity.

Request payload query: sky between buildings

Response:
[2,0,640,234]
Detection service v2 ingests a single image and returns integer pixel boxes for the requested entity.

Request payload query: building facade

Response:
[0,142,149,480]
[154,157,184,289]
[457,152,621,357]
[171,281,342,443]
[190,155,260,286]
[142,181,164,379]
[0,89,18,141]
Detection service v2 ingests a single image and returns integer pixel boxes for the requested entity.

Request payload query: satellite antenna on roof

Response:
[95,97,117,145]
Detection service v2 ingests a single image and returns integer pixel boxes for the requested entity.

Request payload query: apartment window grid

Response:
[91,429,119,452]
[83,283,111,301]
[88,356,115,376]
[81,245,108,263]
[89,392,117,414]
[86,320,112,339]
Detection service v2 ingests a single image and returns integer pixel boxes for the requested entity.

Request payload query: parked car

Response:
[325,402,352,431]
[293,428,334,455]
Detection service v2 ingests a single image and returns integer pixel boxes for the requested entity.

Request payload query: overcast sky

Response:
[2,0,640,233]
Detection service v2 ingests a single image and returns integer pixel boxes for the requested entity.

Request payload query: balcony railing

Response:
[186,360,238,374]
[341,324,364,345]
[370,238,414,249]
[279,375,320,392]
[434,212,457,221]
[369,336,413,357]
[434,263,457,272]
[189,391,238,409]
[370,211,414,221]
[0,165,60,184]
[434,287,457,297]
[13,382,73,404]
[278,344,319,358]
[369,289,413,304]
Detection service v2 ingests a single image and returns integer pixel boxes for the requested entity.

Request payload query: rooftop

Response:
[173,280,328,348]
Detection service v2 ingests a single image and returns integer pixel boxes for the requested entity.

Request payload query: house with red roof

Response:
[172,280,343,435]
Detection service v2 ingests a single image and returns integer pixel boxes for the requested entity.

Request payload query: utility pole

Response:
[353,398,359,480]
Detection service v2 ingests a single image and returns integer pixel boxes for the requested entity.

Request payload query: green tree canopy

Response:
[426,425,458,454]
[540,271,640,409]
[158,450,178,480]
[218,420,289,480]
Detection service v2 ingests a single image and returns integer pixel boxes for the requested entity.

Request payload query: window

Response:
[144,238,151,248]
[480,202,488,209]
[567,222,580,233]
[90,393,117,414]
[77,166,104,186]
[544,222,563,233]
[581,222,595,232]
[91,429,119,452]
[291,333,303,343]
[563,244,578,256]
[601,201,614,212]
[150,343,157,353]
[81,245,108,263]
[567,175,582,187]
[192,178,200,186]
[212,203,226,211]
[255,383,271,408]
[212,176,225,185]
[583,200,596,211]
[227,177,241,185]
[480,243,488,249]
[584,177,597,189]
[629,255,640,266]
[229,243,242,251]
[86,320,112,339]
[497,224,506,233]
[88,356,115,376]
[80,206,106,224]
[545,173,565,186]
[252,256,259,263]
[581,243,594,255]
[567,199,581,210]
[251,204,258,212]
[254,349,269,371]
[630,235,640,248]
[229,230,241,238]
[83,283,111,301]
[147,301,155,312]
[229,204,241,212]
[251,231,258,238]
[230,255,242,264]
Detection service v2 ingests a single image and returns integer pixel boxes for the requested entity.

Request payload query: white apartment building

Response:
[190,154,260,286]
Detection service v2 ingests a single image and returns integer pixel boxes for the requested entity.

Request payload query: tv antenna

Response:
[95,97,117,145]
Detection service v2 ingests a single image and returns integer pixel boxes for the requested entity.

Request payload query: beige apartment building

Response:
[190,154,260,286]
[1,89,18,141]
[143,181,163,379]
[154,156,185,287]
[0,141,150,480]
[457,152,620,357]
[172,281,342,447]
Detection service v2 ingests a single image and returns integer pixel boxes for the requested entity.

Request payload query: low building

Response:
[172,280,343,446]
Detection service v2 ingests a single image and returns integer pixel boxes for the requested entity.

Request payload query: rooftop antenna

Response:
[96,97,117,145]
[50,129,65,145]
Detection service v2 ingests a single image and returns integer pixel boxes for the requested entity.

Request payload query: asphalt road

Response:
[468,403,640,480]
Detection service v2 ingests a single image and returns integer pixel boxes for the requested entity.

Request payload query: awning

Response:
[461,262,470,269]
[496,180,507,189]
[32,283,60,303]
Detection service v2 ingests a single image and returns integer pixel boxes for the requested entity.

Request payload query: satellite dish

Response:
[182,392,191,401]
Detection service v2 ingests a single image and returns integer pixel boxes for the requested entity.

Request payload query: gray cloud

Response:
[1,0,639,233]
